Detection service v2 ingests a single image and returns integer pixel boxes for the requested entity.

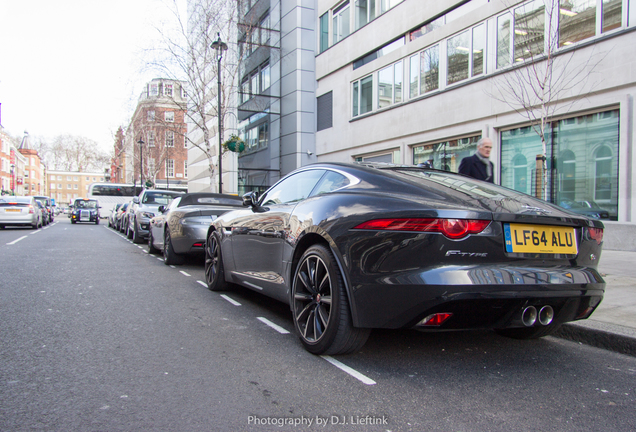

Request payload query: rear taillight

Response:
[28,205,34,214]
[353,218,490,239]
[587,227,603,245]
[418,313,453,326]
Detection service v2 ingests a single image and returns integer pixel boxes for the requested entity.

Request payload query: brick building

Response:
[124,78,188,191]
[46,170,105,207]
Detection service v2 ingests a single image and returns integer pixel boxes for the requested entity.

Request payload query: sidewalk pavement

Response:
[554,249,636,356]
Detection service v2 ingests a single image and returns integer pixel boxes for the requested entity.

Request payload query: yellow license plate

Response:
[5,209,21,212]
[504,223,577,254]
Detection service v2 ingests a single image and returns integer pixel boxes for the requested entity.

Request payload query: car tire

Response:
[291,244,370,355]
[205,230,228,291]
[132,220,142,243]
[148,231,161,254]
[494,324,562,340]
[163,228,185,265]
[95,218,99,225]
[126,221,133,239]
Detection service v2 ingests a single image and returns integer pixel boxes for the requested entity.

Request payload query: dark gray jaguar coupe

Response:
[204,163,605,355]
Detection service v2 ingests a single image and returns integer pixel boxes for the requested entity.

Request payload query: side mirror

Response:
[158,205,165,213]
[133,197,140,204]
[242,191,259,207]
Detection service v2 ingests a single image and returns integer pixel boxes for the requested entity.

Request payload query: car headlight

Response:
[180,216,216,225]
[142,212,155,219]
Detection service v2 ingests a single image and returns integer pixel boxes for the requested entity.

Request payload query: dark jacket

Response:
[458,154,494,183]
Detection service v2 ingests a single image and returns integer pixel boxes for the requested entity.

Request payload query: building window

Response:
[420,45,439,94]
[51,184,56,190]
[447,31,470,85]
[260,14,270,46]
[559,0,597,47]
[260,63,270,91]
[149,158,156,175]
[166,131,175,147]
[148,131,155,147]
[319,12,329,52]
[166,159,174,178]
[497,12,512,69]
[513,0,545,62]
[150,83,159,96]
[472,24,485,77]
[164,83,173,97]
[317,92,333,131]
[352,74,373,117]
[413,135,480,172]
[58,184,62,189]
[355,0,376,29]
[377,61,402,108]
[73,176,78,181]
[333,1,351,45]
[148,110,155,121]
[181,86,187,99]
[184,160,188,178]
[165,111,174,122]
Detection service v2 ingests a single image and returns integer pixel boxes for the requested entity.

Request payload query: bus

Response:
[87,183,144,219]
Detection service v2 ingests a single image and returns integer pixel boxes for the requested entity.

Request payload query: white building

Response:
[315,0,636,250]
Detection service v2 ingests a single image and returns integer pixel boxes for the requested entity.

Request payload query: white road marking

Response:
[30,229,41,235]
[7,236,28,245]
[321,356,376,386]
[197,280,208,287]
[257,317,290,334]
[220,295,241,306]
[180,271,191,277]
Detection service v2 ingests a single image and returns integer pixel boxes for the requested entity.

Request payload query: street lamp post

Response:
[138,137,144,187]
[211,33,228,193]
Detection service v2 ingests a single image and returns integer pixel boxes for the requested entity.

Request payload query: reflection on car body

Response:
[204,163,605,355]
[559,199,610,220]
[148,193,243,265]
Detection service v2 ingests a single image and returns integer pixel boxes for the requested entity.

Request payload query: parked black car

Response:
[148,193,244,264]
[70,198,101,224]
[204,163,606,355]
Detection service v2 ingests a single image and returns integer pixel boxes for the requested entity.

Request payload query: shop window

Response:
[594,145,613,201]
[560,150,576,201]
[513,153,529,193]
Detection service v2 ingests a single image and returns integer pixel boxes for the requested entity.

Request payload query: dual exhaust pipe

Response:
[521,305,554,327]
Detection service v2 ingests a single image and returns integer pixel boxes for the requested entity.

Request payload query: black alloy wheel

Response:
[163,228,185,265]
[205,231,228,291]
[291,244,370,355]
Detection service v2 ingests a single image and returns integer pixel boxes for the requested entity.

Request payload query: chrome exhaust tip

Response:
[539,305,554,326]
[522,306,537,327]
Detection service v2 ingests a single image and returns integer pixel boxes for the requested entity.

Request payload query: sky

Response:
[0,0,186,154]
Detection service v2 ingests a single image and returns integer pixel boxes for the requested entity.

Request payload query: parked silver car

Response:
[148,193,243,264]
[127,190,183,244]
[0,196,43,229]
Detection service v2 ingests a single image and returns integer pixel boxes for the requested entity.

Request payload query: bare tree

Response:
[490,0,605,200]
[145,0,243,192]
[47,134,110,172]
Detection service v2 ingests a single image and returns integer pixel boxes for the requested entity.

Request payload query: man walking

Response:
[459,137,494,183]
